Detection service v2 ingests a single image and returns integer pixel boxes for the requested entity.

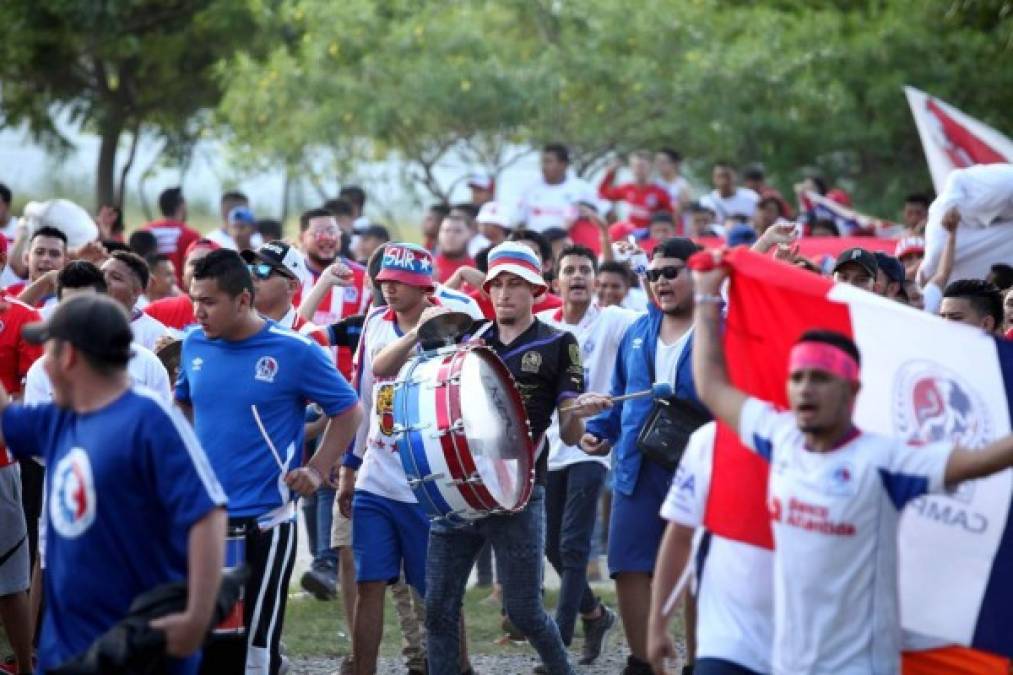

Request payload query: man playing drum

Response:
[176,250,362,675]
[335,242,448,675]
[373,241,604,675]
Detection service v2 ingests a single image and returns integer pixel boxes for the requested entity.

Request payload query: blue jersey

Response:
[175,320,357,520]
[1,388,226,674]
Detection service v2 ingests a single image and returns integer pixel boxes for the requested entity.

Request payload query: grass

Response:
[282,584,686,660]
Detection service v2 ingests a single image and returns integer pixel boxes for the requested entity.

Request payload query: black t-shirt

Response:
[326,314,365,351]
[465,318,584,482]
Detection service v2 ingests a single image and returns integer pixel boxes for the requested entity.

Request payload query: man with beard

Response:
[579,238,708,675]
[293,208,367,380]
[538,245,639,664]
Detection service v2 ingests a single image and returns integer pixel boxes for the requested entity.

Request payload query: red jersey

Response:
[433,254,475,284]
[292,257,367,379]
[144,294,195,331]
[569,219,603,257]
[142,219,202,285]
[0,292,42,466]
[598,169,672,228]
[468,289,563,320]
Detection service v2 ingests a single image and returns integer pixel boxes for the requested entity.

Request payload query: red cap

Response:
[184,238,221,259]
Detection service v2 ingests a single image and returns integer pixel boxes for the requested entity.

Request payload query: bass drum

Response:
[393,343,534,523]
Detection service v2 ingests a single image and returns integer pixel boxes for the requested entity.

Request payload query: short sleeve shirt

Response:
[1,389,225,673]
[0,292,42,465]
[176,320,358,520]
[738,397,952,674]
[466,318,584,481]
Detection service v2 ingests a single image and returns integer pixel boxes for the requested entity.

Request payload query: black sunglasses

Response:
[645,265,684,282]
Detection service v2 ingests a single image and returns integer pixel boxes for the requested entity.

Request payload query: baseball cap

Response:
[894,236,925,259]
[467,174,495,192]
[183,237,221,259]
[874,252,905,285]
[476,201,512,230]
[359,224,391,241]
[483,241,548,297]
[22,294,132,365]
[832,247,878,278]
[726,223,758,247]
[375,242,435,291]
[241,240,306,281]
[228,206,256,226]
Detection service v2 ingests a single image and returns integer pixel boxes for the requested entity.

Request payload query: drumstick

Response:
[660,555,693,617]
[559,382,673,412]
[251,404,288,473]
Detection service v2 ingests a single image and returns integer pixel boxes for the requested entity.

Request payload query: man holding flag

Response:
[682,249,1013,674]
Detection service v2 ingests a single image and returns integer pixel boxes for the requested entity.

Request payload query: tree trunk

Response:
[95,118,124,210]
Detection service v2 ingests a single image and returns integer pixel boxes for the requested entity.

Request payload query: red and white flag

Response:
[905,86,1013,193]
[703,248,1013,655]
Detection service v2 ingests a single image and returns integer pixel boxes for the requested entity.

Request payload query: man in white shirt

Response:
[517,143,596,234]
[699,163,759,225]
[655,148,693,209]
[100,250,169,352]
[648,422,774,675]
[25,259,172,404]
[539,245,639,664]
[206,190,263,251]
[690,256,1013,675]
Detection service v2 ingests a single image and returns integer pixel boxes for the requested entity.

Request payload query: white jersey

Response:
[661,422,773,674]
[130,311,169,352]
[539,303,638,470]
[658,176,693,206]
[700,187,760,222]
[517,174,596,233]
[351,306,418,503]
[23,342,172,405]
[738,398,953,675]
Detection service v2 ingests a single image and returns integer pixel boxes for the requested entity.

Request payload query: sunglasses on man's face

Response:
[248,263,282,280]
[645,265,684,282]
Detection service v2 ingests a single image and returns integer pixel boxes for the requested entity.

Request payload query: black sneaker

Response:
[621,654,654,675]
[579,605,617,665]
[300,567,337,600]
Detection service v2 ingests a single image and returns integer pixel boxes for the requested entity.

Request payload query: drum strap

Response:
[469,321,494,342]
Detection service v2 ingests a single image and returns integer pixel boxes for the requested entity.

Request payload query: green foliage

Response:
[0,0,269,207]
[217,0,1013,213]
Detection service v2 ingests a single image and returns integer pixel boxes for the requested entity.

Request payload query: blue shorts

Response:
[351,490,430,595]
[607,460,673,576]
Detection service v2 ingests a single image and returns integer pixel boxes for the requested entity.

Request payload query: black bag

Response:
[636,397,710,471]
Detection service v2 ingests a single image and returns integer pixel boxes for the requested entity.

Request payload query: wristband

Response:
[694,293,725,306]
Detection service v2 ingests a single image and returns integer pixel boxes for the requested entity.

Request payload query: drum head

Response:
[417,311,473,347]
[456,349,532,509]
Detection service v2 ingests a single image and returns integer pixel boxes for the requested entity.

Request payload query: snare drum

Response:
[214,523,247,636]
[393,343,534,522]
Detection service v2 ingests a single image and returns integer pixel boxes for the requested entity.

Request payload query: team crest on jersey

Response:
[522,351,542,373]
[569,343,581,366]
[893,361,991,449]
[343,287,359,303]
[825,463,856,496]
[50,448,96,539]
[255,356,279,383]
[376,383,395,436]
[191,357,203,372]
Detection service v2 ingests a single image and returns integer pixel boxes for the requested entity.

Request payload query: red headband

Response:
[788,342,859,383]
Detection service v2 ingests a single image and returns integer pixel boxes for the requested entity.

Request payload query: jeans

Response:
[313,487,338,570]
[545,462,606,645]
[426,486,575,675]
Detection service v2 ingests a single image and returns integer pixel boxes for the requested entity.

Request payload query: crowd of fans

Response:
[0,141,1011,675]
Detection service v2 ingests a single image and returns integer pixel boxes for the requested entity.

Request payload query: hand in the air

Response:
[323,262,355,287]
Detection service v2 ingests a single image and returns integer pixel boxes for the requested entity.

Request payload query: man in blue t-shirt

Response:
[0,294,228,674]
[176,249,362,675]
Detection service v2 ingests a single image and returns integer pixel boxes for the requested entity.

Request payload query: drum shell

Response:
[214,523,247,636]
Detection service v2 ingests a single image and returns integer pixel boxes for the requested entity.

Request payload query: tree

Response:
[0,0,266,210]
